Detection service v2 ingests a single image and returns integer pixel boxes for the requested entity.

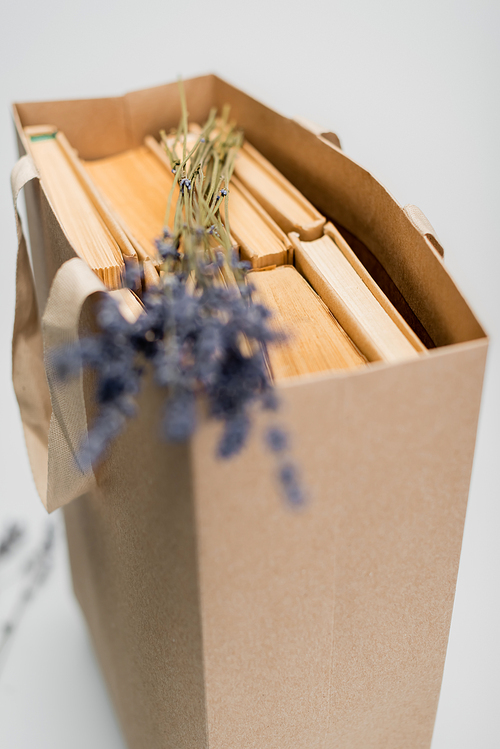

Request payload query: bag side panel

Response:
[64,374,208,749]
[191,341,487,749]
[15,97,132,160]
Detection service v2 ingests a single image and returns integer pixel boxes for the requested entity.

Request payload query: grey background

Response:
[0,1,498,746]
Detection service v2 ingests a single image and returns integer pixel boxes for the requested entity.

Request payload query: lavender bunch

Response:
[54,83,303,504]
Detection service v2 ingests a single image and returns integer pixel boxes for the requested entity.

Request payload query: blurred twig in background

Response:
[0,521,56,676]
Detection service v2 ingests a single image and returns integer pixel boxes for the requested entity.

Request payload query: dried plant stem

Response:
[0,523,56,678]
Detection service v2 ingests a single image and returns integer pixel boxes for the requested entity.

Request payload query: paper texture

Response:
[12,75,488,749]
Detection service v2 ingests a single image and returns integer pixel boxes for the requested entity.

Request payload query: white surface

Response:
[0,1,498,747]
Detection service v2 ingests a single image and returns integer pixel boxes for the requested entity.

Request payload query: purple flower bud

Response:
[163,389,196,442]
[124,262,142,290]
[217,413,250,458]
[279,462,304,506]
[155,237,180,261]
[266,427,288,453]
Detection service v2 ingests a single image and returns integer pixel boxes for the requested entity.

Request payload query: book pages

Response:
[26,126,125,290]
[234,141,325,240]
[292,233,421,363]
[249,265,366,380]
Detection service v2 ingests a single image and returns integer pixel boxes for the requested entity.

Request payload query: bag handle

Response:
[11,155,104,512]
[293,116,342,150]
[403,204,445,259]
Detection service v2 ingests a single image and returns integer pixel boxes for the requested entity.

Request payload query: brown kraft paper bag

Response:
[11,75,488,749]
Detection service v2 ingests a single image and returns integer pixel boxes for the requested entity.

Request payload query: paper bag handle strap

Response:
[11,154,39,229]
[293,116,342,150]
[403,204,444,259]
[11,155,103,512]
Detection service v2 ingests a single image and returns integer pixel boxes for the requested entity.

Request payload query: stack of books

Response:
[25,121,430,383]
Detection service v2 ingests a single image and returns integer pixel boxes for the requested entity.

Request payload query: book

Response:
[233,141,325,240]
[249,265,366,380]
[220,176,291,268]
[25,126,128,290]
[290,227,423,363]
[330,222,436,348]
[83,145,175,264]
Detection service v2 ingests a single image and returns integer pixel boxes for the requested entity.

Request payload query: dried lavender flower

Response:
[0,524,23,561]
[217,413,250,459]
[266,426,288,454]
[0,522,56,675]
[162,388,197,442]
[278,462,304,507]
[51,81,304,506]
